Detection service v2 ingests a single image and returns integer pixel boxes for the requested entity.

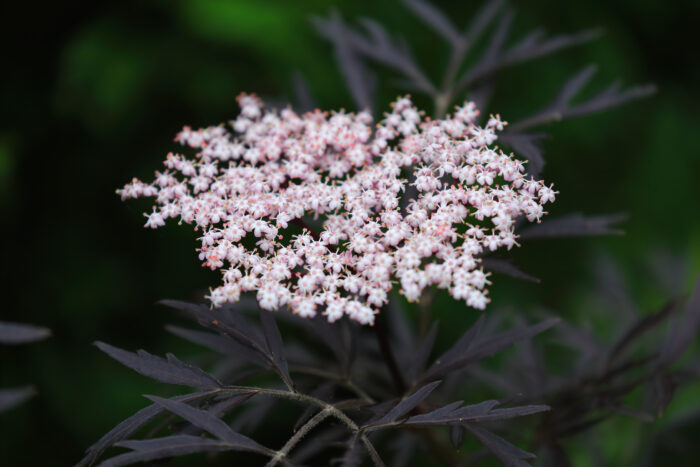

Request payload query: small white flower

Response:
[121,94,554,323]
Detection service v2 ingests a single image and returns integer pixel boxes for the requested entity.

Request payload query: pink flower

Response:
[119,94,556,325]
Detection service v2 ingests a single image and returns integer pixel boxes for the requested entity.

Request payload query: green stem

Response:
[216,385,385,466]
[266,408,331,467]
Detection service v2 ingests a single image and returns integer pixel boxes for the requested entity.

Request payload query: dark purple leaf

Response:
[99,435,232,467]
[464,424,535,467]
[406,322,439,383]
[402,400,548,427]
[291,427,345,464]
[0,321,50,345]
[659,278,700,367]
[385,300,415,364]
[503,28,600,69]
[435,315,484,367]
[455,10,513,91]
[498,132,547,177]
[482,258,540,283]
[166,325,267,367]
[422,317,558,381]
[651,373,677,415]
[95,342,222,389]
[314,13,436,94]
[463,0,505,46]
[458,13,598,92]
[146,395,269,454]
[405,400,496,425]
[401,0,461,46]
[180,393,259,438]
[232,397,277,432]
[609,299,680,363]
[259,309,294,390]
[553,65,598,109]
[77,391,218,467]
[291,71,316,113]
[510,66,654,132]
[365,381,441,428]
[563,82,656,119]
[450,424,465,448]
[594,254,638,322]
[333,435,363,467]
[482,9,514,63]
[0,386,35,413]
[161,301,279,374]
[519,213,627,239]
[308,315,348,370]
[312,11,375,110]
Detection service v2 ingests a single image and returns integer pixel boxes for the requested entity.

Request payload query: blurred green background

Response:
[1,0,699,465]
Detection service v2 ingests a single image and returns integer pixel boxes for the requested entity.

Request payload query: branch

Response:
[266,408,331,467]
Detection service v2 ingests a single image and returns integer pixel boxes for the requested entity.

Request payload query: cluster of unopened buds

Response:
[119,94,556,325]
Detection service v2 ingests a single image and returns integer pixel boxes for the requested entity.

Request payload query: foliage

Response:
[0,322,50,413]
[65,1,700,466]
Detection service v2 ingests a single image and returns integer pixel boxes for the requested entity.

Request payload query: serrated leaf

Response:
[659,278,700,367]
[405,400,498,425]
[406,322,438,383]
[365,381,441,428]
[315,13,436,95]
[160,300,278,373]
[0,321,51,345]
[509,66,654,132]
[553,65,598,109]
[498,132,547,177]
[146,396,269,454]
[405,402,546,427]
[519,213,627,239]
[463,0,505,46]
[503,28,600,69]
[464,424,535,467]
[401,0,461,46]
[458,16,598,93]
[456,10,513,91]
[95,342,222,389]
[308,315,347,369]
[421,317,558,382]
[166,325,268,367]
[179,392,259,438]
[0,386,36,413]
[482,258,540,283]
[312,11,375,111]
[77,391,217,467]
[608,299,680,363]
[564,82,656,119]
[98,435,232,467]
[259,309,294,390]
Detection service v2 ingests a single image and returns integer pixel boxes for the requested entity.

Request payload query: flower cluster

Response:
[120,94,556,325]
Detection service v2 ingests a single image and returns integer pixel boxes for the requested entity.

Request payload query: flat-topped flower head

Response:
[119,94,556,325]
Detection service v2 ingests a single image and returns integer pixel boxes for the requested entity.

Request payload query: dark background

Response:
[1,0,699,465]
